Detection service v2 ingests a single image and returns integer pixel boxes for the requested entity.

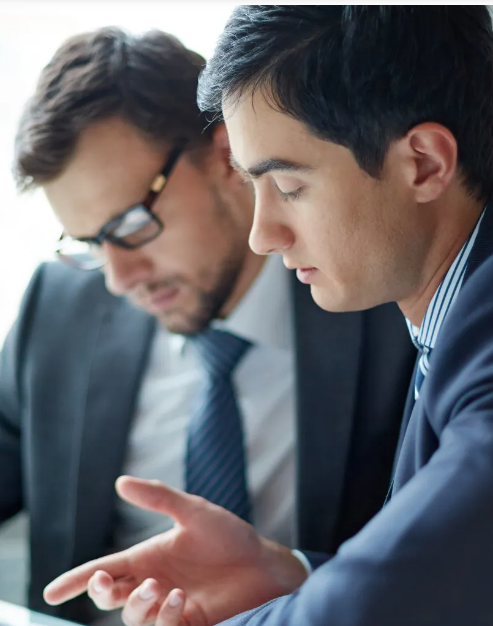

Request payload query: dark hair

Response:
[14,26,216,191]
[198,6,493,200]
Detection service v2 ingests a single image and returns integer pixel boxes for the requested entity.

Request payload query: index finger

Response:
[116,476,198,524]
[43,550,131,606]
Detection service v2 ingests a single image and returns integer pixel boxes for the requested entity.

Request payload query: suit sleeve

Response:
[302,551,331,570]
[0,264,45,522]
[216,258,493,626]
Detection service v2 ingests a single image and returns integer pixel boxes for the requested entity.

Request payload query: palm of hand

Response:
[115,498,284,626]
[111,498,285,625]
[44,479,302,626]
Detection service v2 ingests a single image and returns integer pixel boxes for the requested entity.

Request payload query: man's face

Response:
[44,117,254,335]
[224,92,430,313]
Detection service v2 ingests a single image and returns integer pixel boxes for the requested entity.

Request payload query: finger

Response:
[88,571,114,610]
[88,571,136,611]
[155,589,186,626]
[43,552,131,605]
[116,476,197,524]
[121,578,161,626]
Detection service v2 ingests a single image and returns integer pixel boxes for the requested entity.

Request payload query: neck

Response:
[398,193,484,327]
[220,249,267,318]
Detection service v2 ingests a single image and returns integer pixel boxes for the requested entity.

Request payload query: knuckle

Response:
[190,494,209,509]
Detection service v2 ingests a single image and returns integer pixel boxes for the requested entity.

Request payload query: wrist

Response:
[259,537,308,595]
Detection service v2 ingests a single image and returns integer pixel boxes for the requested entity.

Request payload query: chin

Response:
[158,310,210,337]
[159,315,195,336]
[312,283,392,313]
[310,284,367,313]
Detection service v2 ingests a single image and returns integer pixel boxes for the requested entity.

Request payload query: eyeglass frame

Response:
[55,144,184,262]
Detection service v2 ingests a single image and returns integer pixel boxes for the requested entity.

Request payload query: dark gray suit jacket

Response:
[0,262,415,622]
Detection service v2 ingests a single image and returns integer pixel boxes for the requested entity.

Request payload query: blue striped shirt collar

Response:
[406,207,487,353]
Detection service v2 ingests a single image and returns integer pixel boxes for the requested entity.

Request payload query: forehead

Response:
[57,116,165,189]
[223,90,324,169]
[44,117,167,234]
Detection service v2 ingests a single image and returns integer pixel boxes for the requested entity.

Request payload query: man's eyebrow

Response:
[230,156,313,179]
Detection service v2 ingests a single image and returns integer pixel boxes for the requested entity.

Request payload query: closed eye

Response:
[279,187,304,202]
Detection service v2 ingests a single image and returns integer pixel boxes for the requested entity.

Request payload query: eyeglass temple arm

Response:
[57,145,185,245]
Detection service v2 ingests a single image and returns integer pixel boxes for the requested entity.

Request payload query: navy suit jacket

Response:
[220,212,493,626]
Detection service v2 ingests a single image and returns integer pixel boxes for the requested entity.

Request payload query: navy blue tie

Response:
[415,347,432,399]
[185,328,253,522]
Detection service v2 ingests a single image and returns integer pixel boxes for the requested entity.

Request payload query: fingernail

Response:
[168,589,182,608]
[139,580,156,601]
[92,580,103,593]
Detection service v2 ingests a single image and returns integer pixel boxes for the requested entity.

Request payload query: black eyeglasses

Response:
[55,145,184,271]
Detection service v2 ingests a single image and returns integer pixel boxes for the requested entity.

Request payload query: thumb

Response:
[116,476,196,524]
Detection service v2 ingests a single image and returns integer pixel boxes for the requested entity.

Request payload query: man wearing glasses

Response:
[2,27,414,624]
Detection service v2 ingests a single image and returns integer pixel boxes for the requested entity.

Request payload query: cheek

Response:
[154,203,239,270]
[298,187,381,278]
[296,196,354,260]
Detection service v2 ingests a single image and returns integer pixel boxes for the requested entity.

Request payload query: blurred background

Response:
[0,0,234,605]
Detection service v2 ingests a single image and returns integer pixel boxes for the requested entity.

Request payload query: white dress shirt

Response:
[111,254,297,553]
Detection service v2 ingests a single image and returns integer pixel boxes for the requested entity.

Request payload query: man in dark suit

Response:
[1,25,415,624]
[43,6,493,626]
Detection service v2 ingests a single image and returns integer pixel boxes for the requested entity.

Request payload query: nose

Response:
[101,242,153,296]
[248,196,295,256]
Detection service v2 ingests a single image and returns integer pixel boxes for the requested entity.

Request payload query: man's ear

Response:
[209,123,243,183]
[399,122,458,203]
[211,123,230,159]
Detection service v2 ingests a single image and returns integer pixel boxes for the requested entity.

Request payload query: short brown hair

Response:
[13,26,215,192]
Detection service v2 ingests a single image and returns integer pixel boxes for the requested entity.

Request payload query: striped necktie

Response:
[185,328,253,522]
[415,347,432,399]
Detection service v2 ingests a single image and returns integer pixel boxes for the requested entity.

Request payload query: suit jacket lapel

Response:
[393,355,419,464]
[68,298,156,569]
[292,275,364,553]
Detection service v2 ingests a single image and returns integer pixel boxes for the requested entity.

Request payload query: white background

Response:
[0,1,235,342]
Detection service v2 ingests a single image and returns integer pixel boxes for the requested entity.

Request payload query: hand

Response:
[43,477,307,626]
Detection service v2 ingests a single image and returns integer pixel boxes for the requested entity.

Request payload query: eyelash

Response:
[279,187,304,202]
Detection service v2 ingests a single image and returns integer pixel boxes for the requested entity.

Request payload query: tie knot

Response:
[191,328,252,378]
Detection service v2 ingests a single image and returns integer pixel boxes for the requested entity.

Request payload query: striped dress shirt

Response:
[407,207,486,398]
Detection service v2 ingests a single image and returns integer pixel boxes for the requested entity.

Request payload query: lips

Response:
[146,286,181,312]
[296,268,318,284]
